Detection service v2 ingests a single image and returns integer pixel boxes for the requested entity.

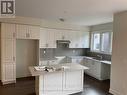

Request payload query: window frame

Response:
[91,30,113,55]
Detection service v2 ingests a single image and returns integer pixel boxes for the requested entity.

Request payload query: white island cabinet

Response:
[29,63,88,95]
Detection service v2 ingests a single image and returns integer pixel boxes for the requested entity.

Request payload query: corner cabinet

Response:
[1,23,16,84]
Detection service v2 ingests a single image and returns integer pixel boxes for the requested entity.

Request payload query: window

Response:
[91,31,113,54]
[93,33,100,51]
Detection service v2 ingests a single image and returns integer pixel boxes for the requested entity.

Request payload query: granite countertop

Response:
[29,63,89,76]
[68,56,111,65]
[40,55,111,65]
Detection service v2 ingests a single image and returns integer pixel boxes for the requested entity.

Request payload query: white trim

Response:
[109,88,124,95]
[90,31,113,54]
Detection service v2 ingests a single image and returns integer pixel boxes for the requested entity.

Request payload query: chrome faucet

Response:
[97,55,103,60]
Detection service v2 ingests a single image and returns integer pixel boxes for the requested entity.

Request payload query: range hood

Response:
[56,40,70,48]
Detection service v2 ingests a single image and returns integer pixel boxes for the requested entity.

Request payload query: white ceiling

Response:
[15,0,127,26]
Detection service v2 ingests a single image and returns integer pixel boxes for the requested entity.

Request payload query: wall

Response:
[16,40,38,78]
[40,48,88,61]
[90,22,113,32]
[110,11,127,95]
[88,22,113,61]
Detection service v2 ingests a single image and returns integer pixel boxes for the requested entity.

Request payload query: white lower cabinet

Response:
[43,72,63,91]
[2,63,16,84]
[63,70,83,91]
[83,58,110,80]
[36,70,84,95]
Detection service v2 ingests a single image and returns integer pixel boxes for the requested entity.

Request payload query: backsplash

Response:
[40,48,111,61]
[40,48,89,60]
[86,50,112,61]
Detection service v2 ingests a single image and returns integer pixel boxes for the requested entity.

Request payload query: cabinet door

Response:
[70,31,80,48]
[55,30,63,40]
[1,39,16,63]
[84,59,92,75]
[43,73,63,91]
[16,24,28,39]
[2,63,16,82]
[93,61,101,77]
[63,70,83,91]
[46,29,56,48]
[40,28,47,48]
[29,26,40,39]
[69,31,77,48]
[80,32,89,48]
[1,23,16,39]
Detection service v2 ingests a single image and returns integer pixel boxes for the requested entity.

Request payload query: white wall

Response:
[16,40,38,78]
[90,22,113,32]
[110,11,127,95]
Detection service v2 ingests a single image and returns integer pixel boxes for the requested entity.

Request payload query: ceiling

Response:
[15,0,127,26]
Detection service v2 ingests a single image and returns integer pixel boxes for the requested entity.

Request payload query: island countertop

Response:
[29,63,89,76]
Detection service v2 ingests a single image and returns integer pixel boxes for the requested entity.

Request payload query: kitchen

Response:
[0,22,112,95]
[1,0,127,95]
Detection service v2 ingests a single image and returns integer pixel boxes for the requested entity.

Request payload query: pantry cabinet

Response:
[1,23,16,84]
[16,24,40,39]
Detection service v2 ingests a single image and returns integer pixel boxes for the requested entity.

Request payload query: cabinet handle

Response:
[46,44,48,47]
[62,36,65,40]
[13,57,16,62]
[26,33,28,38]
[28,33,30,38]
[13,33,16,38]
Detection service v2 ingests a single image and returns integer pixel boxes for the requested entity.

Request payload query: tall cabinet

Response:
[1,23,16,84]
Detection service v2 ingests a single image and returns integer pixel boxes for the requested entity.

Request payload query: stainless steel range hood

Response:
[56,40,70,48]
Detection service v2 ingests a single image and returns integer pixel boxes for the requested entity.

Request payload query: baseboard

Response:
[2,80,16,85]
[109,88,123,95]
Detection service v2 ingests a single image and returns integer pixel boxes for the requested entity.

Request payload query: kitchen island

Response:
[29,63,88,95]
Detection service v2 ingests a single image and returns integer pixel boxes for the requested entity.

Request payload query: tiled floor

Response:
[0,74,113,95]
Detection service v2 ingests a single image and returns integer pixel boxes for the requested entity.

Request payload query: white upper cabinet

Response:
[69,31,89,48]
[16,24,40,39]
[40,28,56,48]
[40,28,89,48]
[29,26,40,39]
[55,30,70,40]
[1,23,16,39]
[16,24,28,39]
[80,32,89,48]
